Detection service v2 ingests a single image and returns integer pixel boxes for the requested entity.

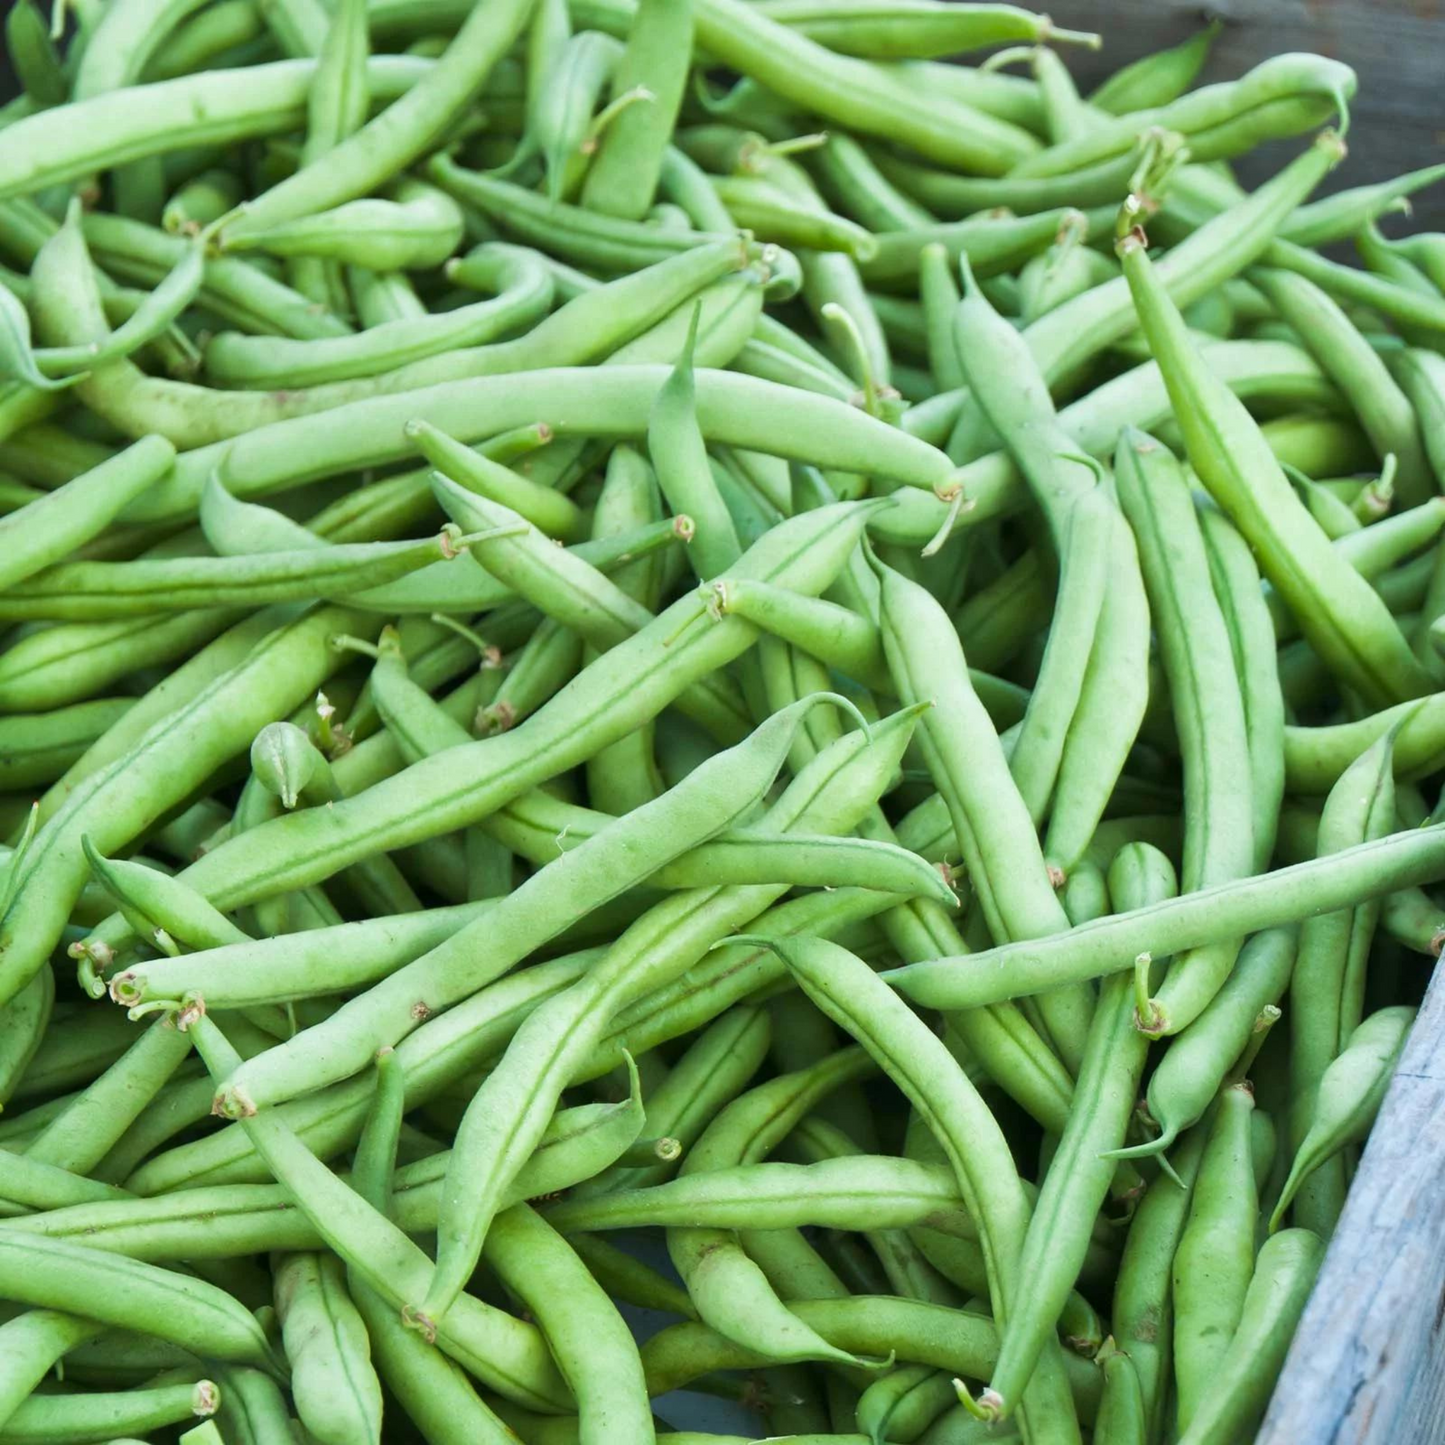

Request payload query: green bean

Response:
[755,0,1094,57]
[0,435,174,594]
[0,56,437,200]
[690,0,1038,175]
[0,529,465,620]
[1114,428,1254,1033]
[224,177,463,270]
[1272,1005,1413,1233]
[22,1013,193,1176]
[206,690,855,1113]
[1198,506,1286,872]
[225,0,534,236]
[0,1227,276,1367]
[575,0,690,218]
[1252,266,1432,505]
[1172,1082,1258,1434]
[1115,927,1296,1167]
[8,1084,644,1258]
[1041,496,1150,882]
[42,236,749,450]
[886,822,1445,1012]
[1287,726,1398,1234]
[424,706,923,1322]
[875,542,1091,1074]
[0,602,370,1006]
[488,1203,655,1443]
[1089,21,1220,114]
[1119,199,1429,709]
[5,1,65,108]
[640,1296,1100,1420]
[0,1376,219,1442]
[0,699,133,790]
[163,168,244,240]
[1176,1227,1323,1445]
[982,845,1173,1415]
[1020,54,1353,180]
[0,1311,106,1433]
[0,977,51,1120]
[1278,161,1445,248]
[206,244,554,388]
[182,1006,574,1411]
[548,1154,968,1233]
[273,1250,382,1445]
[747,936,1081,1436]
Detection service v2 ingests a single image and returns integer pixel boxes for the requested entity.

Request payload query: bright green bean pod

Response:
[0,1376,219,1440]
[1287,725,1398,1234]
[424,707,922,1323]
[184,1007,574,1412]
[0,435,174,594]
[690,0,1039,175]
[273,1251,382,1445]
[885,823,1445,1012]
[748,935,1082,1438]
[222,0,535,235]
[223,178,463,270]
[408,416,585,541]
[1252,266,1432,506]
[983,844,1175,1415]
[648,310,743,579]
[0,530,464,620]
[1114,428,1254,1034]
[204,244,554,389]
[1129,923,1296,1164]
[488,1203,655,1443]
[1018,54,1353,179]
[0,56,435,201]
[1176,1228,1324,1445]
[22,1013,193,1176]
[1271,1005,1414,1232]
[1198,506,1286,872]
[0,1227,276,1367]
[1089,21,1220,113]
[1118,203,1430,708]
[1172,1082,1258,1433]
[581,0,692,218]
[0,1311,106,1432]
[873,551,1091,1075]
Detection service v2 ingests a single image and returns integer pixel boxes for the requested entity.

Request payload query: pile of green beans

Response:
[0,2,1442,1442]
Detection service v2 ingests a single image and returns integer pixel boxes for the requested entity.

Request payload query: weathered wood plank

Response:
[1256,954,1445,1443]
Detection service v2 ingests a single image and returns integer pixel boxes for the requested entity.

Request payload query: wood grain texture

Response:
[1256,954,1445,1443]
[1047,1,1445,228]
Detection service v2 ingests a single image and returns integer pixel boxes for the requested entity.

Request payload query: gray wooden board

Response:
[1257,954,1445,1443]
[1048,0,1445,229]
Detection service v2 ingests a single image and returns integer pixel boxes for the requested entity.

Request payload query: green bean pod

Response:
[885,823,1445,1012]
[581,0,693,218]
[751,935,1083,1437]
[1018,53,1354,179]
[425,706,922,1324]
[1089,21,1220,113]
[1171,1082,1258,1433]
[1119,199,1430,708]
[1271,1005,1414,1232]
[1176,1228,1324,1445]
[273,1251,382,1445]
[1287,725,1398,1233]
[983,844,1176,1416]
[0,1229,277,1367]
[204,244,554,389]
